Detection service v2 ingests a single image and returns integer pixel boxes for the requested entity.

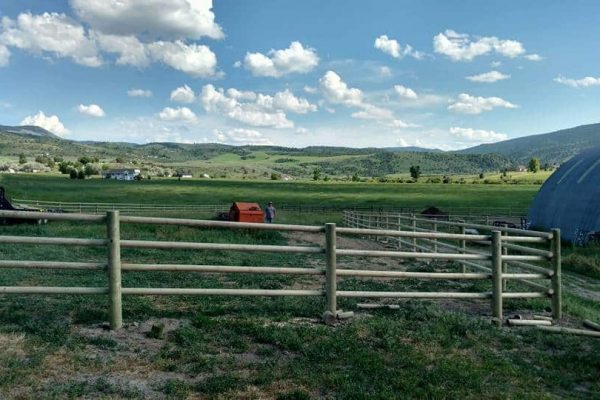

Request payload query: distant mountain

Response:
[459,123,600,164]
[385,146,444,153]
[0,125,60,139]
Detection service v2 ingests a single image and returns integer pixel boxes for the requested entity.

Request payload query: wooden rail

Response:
[0,209,561,329]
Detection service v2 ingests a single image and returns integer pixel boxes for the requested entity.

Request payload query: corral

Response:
[0,176,599,398]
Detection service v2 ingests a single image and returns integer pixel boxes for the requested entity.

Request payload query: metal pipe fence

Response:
[0,209,560,329]
[343,210,562,325]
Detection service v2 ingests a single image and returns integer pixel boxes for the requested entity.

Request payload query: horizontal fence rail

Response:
[0,209,560,329]
[342,210,562,325]
[11,197,529,217]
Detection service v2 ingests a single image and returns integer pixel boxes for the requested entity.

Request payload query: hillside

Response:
[0,126,512,177]
[458,123,600,164]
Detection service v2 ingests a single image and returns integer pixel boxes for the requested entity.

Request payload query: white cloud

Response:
[233,60,241,68]
[20,111,69,136]
[170,85,196,103]
[319,70,363,106]
[158,106,197,122]
[433,29,525,61]
[200,84,293,128]
[351,104,394,120]
[92,31,150,67]
[394,85,418,99]
[554,75,600,88]
[214,128,273,145]
[374,35,424,59]
[524,53,542,61]
[244,41,319,77]
[273,89,317,114]
[226,88,257,101]
[0,12,102,67]
[77,103,105,117]
[448,93,517,114]
[303,85,317,94]
[490,61,502,67]
[70,0,224,40]
[466,70,510,83]
[0,44,9,66]
[127,89,153,97]
[449,127,508,143]
[320,71,417,128]
[148,40,219,78]
[379,66,392,78]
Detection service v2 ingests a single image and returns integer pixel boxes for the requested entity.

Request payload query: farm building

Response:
[102,168,140,181]
[528,146,600,242]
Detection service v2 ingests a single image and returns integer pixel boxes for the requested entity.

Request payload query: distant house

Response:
[515,165,528,172]
[180,173,193,179]
[102,168,141,181]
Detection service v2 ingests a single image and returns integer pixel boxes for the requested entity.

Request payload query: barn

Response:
[528,146,600,243]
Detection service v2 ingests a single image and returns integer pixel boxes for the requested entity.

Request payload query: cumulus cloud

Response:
[200,84,293,128]
[214,128,273,145]
[319,70,417,129]
[524,53,543,61]
[170,85,196,103]
[148,40,220,78]
[20,111,69,136]
[158,106,197,122]
[394,85,418,99]
[92,31,150,66]
[243,41,319,77]
[433,29,525,61]
[77,103,105,117]
[449,126,508,143]
[0,12,102,67]
[448,93,517,114]
[374,35,424,59]
[0,44,9,66]
[554,75,600,88]
[466,70,510,83]
[128,89,153,97]
[273,89,317,114]
[70,0,224,40]
[319,70,363,106]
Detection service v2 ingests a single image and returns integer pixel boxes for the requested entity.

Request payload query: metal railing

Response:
[0,209,560,329]
[12,198,528,216]
[343,210,562,325]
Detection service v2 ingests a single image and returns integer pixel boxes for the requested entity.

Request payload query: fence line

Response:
[343,210,562,324]
[12,197,529,217]
[0,209,560,329]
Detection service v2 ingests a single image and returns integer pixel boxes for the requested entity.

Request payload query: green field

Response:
[0,174,539,214]
[1,174,600,398]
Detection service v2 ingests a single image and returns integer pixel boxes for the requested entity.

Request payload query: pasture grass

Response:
[0,174,537,212]
[0,220,599,398]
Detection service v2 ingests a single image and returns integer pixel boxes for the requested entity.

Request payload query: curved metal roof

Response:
[528,146,600,242]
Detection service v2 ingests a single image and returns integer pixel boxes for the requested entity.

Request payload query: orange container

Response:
[229,202,264,223]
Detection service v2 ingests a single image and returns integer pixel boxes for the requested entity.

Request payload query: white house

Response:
[102,168,141,181]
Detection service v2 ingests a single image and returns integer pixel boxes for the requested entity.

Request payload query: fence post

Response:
[324,223,337,317]
[412,214,417,252]
[491,230,503,327]
[551,228,562,319]
[397,216,402,250]
[459,226,466,273]
[107,211,123,330]
[502,230,508,291]
[433,222,438,253]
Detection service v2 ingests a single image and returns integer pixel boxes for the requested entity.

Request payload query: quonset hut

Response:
[528,146,600,242]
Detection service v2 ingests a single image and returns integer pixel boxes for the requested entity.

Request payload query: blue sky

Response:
[1,0,599,149]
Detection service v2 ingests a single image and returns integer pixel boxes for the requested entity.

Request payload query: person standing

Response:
[265,201,276,223]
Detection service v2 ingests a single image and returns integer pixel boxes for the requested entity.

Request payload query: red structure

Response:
[229,202,263,223]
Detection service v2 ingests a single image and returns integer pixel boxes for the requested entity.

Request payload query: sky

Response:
[1,0,600,149]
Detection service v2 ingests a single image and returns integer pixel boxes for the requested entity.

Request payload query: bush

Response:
[270,173,281,180]
[443,175,452,184]
[69,169,78,179]
[77,169,86,179]
[84,164,100,176]
[19,162,50,173]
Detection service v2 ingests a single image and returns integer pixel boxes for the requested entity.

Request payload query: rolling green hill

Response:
[2,121,599,178]
[458,123,600,164]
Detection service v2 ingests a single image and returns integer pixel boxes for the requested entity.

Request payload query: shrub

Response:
[69,169,78,179]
